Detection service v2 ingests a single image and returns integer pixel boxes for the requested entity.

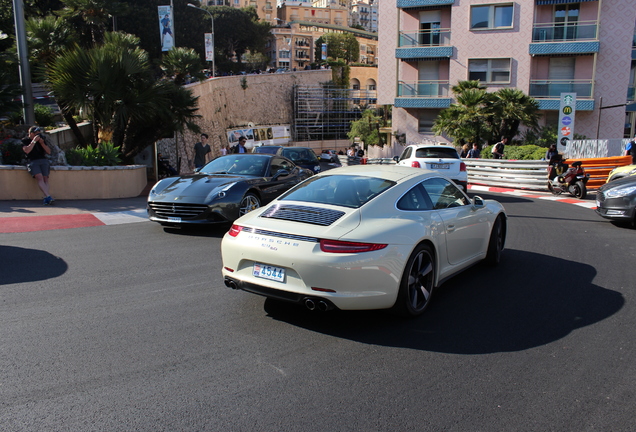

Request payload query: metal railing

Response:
[397,81,450,97]
[529,80,593,98]
[398,29,451,47]
[531,21,598,42]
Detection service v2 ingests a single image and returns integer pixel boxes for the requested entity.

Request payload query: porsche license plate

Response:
[430,163,450,169]
[168,217,181,223]
[253,263,285,282]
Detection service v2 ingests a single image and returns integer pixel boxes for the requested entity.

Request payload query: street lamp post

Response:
[187,3,215,77]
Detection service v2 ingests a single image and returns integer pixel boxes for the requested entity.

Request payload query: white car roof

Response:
[408,143,456,150]
[315,164,438,183]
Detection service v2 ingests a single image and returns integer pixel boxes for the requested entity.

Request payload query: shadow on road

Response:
[262,249,624,354]
[0,245,68,285]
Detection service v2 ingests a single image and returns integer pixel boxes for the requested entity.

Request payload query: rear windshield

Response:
[280,175,395,208]
[415,147,459,159]
[281,148,319,165]
[253,146,281,154]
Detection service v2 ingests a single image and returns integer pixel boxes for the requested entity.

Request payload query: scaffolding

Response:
[292,85,377,142]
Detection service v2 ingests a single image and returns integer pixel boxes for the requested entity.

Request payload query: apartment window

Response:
[468,59,511,83]
[471,4,513,29]
[418,110,441,134]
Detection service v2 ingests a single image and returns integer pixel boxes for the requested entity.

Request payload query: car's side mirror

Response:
[194,167,201,173]
[393,156,400,162]
[472,196,485,208]
[273,169,290,180]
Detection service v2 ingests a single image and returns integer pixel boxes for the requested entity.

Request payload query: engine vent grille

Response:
[260,204,345,226]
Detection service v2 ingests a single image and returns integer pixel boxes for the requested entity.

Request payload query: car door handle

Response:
[447,224,455,232]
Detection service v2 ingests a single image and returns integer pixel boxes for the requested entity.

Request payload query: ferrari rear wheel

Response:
[239,193,261,216]
[393,244,435,317]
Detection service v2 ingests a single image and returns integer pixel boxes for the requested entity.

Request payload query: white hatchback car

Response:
[394,144,468,191]
[221,165,506,317]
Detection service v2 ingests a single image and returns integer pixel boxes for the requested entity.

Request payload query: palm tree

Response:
[59,0,129,47]
[160,47,206,86]
[489,88,540,142]
[433,86,491,144]
[46,33,200,162]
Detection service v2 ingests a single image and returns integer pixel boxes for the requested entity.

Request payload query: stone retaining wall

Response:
[0,165,147,200]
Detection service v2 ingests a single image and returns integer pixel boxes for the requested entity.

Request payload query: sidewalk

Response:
[0,186,151,233]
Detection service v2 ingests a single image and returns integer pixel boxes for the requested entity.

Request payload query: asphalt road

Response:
[1,193,634,431]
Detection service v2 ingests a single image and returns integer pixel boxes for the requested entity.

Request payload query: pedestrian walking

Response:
[466,143,481,158]
[491,137,507,159]
[194,133,211,169]
[625,136,636,164]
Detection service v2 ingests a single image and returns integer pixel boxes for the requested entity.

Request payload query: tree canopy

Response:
[433,81,540,145]
[315,33,359,64]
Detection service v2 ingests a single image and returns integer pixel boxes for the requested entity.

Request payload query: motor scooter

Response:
[547,158,590,199]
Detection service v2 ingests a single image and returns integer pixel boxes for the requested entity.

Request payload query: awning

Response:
[536,0,597,4]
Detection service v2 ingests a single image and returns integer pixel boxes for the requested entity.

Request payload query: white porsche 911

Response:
[221,165,506,317]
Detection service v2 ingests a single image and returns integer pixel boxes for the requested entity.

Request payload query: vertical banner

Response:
[158,6,174,52]
[204,33,214,62]
[321,43,327,60]
[558,93,576,152]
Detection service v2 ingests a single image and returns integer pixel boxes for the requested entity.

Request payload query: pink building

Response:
[377,0,636,155]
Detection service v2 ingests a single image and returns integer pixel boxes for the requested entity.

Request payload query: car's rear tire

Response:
[393,244,436,317]
[484,215,504,266]
[239,193,261,216]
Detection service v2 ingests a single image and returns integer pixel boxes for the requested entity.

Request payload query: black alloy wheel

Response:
[394,244,436,317]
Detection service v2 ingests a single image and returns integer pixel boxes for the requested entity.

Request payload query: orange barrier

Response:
[565,156,632,189]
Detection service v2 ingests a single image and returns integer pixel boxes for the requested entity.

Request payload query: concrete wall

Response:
[169,70,332,173]
[0,165,147,200]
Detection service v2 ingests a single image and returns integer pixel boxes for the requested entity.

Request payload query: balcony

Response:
[529,80,595,111]
[397,0,454,9]
[395,81,451,108]
[529,21,599,56]
[396,30,452,60]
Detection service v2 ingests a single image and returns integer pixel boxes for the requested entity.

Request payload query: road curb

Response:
[468,185,597,209]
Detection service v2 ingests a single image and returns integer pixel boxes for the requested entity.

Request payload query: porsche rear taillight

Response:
[228,224,243,237]
[411,161,421,168]
[320,239,387,253]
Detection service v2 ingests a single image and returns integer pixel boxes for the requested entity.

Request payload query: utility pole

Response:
[12,0,35,125]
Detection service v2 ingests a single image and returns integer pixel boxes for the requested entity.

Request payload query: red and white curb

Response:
[0,209,148,234]
[468,185,597,209]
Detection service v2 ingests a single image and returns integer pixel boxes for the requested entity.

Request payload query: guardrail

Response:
[359,156,633,191]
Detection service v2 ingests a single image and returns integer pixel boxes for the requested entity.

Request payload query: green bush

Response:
[66,141,122,166]
[481,144,549,160]
[34,104,55,128]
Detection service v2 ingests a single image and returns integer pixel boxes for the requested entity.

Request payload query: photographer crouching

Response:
[22,126,54,205]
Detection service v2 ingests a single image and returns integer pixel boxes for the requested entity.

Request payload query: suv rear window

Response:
[415,148,459,159]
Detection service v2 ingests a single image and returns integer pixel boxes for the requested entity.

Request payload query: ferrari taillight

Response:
[228,224,243,237]
[320,239,387,253]
[411,161,421,168]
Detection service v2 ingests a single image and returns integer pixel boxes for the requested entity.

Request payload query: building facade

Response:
[378,0,636,153]
[266,16,378,70]
[350,0,379,32]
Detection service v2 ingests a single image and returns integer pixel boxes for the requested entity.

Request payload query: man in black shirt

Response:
[22,126,53,205]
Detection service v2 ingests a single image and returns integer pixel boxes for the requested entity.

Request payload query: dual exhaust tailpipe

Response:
[304,298,333,312]
[224,277,334,312]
